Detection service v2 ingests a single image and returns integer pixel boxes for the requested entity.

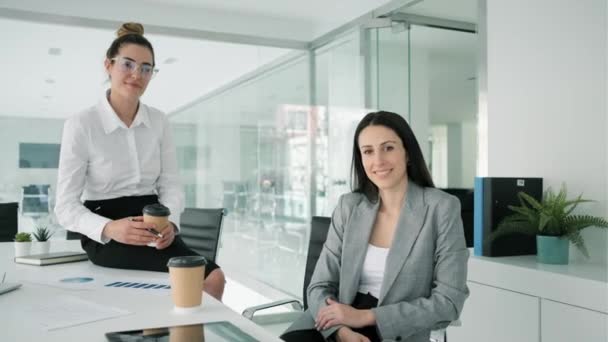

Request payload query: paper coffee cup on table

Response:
[143,203,171,247]
[167,256,207,313]
[170,324,204,342]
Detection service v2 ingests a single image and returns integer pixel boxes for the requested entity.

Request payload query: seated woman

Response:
[54,22,224,300]
[281,111,469,342]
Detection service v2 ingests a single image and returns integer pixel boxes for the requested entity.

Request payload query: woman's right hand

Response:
[335,327,371,342]
[102,216,158,245]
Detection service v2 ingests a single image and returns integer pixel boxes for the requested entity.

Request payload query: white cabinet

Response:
[449,253,607,342]
[541,299,608,342]
[449,281,540,342]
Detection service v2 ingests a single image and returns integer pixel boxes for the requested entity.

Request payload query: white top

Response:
[55,91,184,244]
[358,243,390,298]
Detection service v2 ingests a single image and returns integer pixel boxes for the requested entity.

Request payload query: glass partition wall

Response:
[171,54,313,296]
[169,22,477,299]
[369,24,477,189]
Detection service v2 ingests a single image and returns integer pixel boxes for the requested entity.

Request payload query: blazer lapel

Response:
[378,181,428,303]
[340,197,378,304]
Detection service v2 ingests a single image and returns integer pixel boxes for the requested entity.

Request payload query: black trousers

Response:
[78,195,219,278]
[280,292,381,342]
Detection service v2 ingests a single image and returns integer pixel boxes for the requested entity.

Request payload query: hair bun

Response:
[117,22,144,37]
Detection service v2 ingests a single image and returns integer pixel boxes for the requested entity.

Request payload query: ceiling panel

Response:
[0,18,291,119]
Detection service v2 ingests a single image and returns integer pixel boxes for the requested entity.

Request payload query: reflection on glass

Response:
[170,54,311,297]
[314,30,372,216]
[106,321,257,342]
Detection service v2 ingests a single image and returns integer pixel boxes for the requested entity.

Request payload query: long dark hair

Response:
[106,22,155,65]
[351,111,434,201]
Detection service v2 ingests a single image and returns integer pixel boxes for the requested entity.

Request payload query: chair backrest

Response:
[179,208,225,263]
[302,216,331,310]
[441,188,474,247]
[0,202,18,242]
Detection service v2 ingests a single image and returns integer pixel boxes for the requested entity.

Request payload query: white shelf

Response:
[468,249,608,313]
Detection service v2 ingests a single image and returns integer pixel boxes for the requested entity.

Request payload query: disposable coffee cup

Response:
[167,256,207,313]
[169,324,204,342]
[143,203,171,247]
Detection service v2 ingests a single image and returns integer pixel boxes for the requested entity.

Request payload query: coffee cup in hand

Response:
[143,203,171,247]
[167,256,207,313]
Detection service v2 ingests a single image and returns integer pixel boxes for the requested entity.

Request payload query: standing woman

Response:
[282,111,469,342]
[55,22,225,300]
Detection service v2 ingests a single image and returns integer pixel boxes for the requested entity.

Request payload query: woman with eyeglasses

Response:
[55,22,225,300]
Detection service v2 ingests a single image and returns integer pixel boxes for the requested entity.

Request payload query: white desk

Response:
[0,241,281,341]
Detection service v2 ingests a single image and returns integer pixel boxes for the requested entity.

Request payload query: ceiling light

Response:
[163,57,178,64]
[48,48,62,56]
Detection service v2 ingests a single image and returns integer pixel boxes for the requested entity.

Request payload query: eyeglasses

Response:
[111,56,158,79]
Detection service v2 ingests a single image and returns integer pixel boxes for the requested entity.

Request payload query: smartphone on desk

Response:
[106,321,258,342]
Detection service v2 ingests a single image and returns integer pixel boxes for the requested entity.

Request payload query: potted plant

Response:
[33,225,53,254]
[491,184,608,264]
[14,232,32,257]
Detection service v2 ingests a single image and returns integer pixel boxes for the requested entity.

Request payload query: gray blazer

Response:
[285,182,469,342]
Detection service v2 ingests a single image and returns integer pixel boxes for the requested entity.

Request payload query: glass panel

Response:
[370,25,410,119]
[369,24,477,188]
[409,25,477,188]
[313,31,373,216]
[170,54,311,298]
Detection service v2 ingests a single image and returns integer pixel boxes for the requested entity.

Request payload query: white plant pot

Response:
[14,242,32,257]
[36,241,51,254]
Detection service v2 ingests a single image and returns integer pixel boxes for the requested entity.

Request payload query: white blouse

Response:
[54,90,184,244]
[358,243,390,298]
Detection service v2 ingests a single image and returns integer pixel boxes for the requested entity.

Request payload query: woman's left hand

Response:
[155,223,176,250]
[315,298,375,330]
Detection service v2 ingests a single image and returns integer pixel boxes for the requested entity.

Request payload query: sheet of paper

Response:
[20,295,131,331]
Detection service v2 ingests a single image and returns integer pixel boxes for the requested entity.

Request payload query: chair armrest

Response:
[242,298,303,319]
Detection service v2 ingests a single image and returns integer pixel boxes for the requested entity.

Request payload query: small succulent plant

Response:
[14,232,32,242]
[33,226,53,242]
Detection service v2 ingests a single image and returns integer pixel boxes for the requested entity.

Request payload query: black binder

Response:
[474,177,543,257]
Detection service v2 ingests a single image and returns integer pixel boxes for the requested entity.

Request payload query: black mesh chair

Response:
[242,216,331,319]
[179,208,226,263]
[0,202,18,242]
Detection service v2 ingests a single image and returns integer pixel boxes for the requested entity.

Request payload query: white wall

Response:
[460,120,476,188]
[447,123,463,187]
[486,0,607,263]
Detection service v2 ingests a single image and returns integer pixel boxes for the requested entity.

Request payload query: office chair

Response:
[179,208,226,263]
[242,216,331,319]
[440,188,474,247]
[0,202,18,242]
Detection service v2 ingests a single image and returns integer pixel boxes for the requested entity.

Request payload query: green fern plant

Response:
[491,184,608,258]
[14,232,32,242]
